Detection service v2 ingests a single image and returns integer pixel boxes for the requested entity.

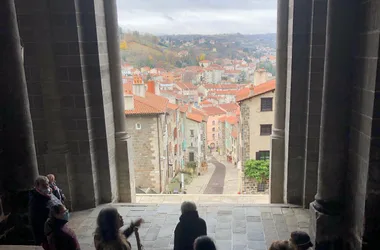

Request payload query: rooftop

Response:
[202,106,226,116]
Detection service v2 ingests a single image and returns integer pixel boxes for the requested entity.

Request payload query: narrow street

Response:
[203,158,226,194]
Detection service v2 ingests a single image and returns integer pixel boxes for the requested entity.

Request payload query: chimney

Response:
[147,80,155,94]
[124,94,134,111]
[249,84,254,96]
[253,68,268,86]
[132,75,146,97]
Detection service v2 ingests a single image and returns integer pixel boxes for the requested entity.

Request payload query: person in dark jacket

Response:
[28,176,61,249]
[194,236,216,250]
[45,204,80,250]
[289,231,313,250]
[47,174,65,203]
[174,201,207,250]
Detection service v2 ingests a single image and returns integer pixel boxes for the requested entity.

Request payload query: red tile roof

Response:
[125,92,169,115]
[179,105,188,113]
[209,90,238,96]
[176,82,197,90]
[202,106,226,116]
[167,102,179,110]
[226,116,238,125]
[237,79,276,102]
[200,100,212,105]
[186,113,203,123]
[219,103,239,112]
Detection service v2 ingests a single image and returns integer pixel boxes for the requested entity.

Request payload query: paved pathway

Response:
[204,159,226,194]
[223,161,239,194]
[70,204,310,250]
[185,162,216,194]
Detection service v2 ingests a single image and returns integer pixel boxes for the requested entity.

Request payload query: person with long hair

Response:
[94,207,143,250]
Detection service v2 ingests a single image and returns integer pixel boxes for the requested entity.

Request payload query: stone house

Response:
[237,79,276,163]
[124,77,171,193]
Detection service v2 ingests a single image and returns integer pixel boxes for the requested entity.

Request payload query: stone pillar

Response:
[0,0,38,192]
[303,0,328,208]
[270,0,288,204]
[283,0,312,205]
[309,0,357,248]
[104,0,135,202]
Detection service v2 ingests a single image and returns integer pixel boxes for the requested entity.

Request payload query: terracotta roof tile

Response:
[232,130,238,138]
[125,92,169,115]
[202,106,226,116]
[219,103,239,112]
[237,79,276,102]
[167,102,179,110]
[186,113,203,123]
[226,116,238,125]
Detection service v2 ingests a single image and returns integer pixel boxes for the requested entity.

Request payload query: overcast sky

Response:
[116,0,277,35]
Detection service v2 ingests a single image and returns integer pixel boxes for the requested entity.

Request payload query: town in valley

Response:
[120,32,276,195]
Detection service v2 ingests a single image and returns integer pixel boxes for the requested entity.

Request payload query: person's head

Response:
[96,207,124,242]
[181,201,197,214]
[47,174,55,184]
[269,240,295,250]
[194,236,216,250]
[34,176,51,195]
[290,231,313,250]
[51,204,69,221]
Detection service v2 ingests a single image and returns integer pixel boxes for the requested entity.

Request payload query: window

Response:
[190,129,194,137]
[256,151,270,161]
[189,152,195,162]
[212,121,215,125]
[261,98,273,112]
[260,124,272,136]
[212,127,215,132]
[191,142,193,147]
[135,123,141,130]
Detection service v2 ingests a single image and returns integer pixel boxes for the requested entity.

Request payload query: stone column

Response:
[303,0,328,208]
[104,0,135,202]
[270,0,288,204]
[283,0,312,205]
[0,0,38,192]
[309,0,356,248]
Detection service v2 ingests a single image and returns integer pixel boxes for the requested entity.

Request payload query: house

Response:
[124,76,173,193]
[175,82,198,96]
[237,79,276,163]
[199,60,211,67]
[202,106,226,151]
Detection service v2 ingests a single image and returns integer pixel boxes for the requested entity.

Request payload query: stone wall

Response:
[240,102,250,163]
[14,0,117,210]
[242,177,269,194]
[125,115,161,193]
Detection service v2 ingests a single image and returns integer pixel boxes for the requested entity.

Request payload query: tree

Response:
[257,61,276,76]
[238,71,246,83]
[199,53,206,61]
[244,160,269,183]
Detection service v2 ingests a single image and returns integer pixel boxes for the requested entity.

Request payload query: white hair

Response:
[34,176,49,187]
[181,201,197,214]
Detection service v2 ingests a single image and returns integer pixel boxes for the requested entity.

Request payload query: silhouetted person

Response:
[174,201,207,250]
[45,204,80,250]
[269,240,295,250]
[47,174,65,203]
[29,176,60,249]
[290,231,313,250]
[194,236,216,250]
[94,207,143,250]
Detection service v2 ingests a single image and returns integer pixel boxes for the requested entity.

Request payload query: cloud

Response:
[116,0,276,34]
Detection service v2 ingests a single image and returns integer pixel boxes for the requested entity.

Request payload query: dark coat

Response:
[45,218,80,250]
[174,211,207,250]
[49,183,65,202]
[28,189,61,245]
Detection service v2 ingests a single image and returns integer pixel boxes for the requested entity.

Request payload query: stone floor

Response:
[135,194,269,204]
[70,203,310,250]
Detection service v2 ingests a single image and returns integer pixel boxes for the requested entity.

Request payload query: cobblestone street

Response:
[70,204,310,250]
